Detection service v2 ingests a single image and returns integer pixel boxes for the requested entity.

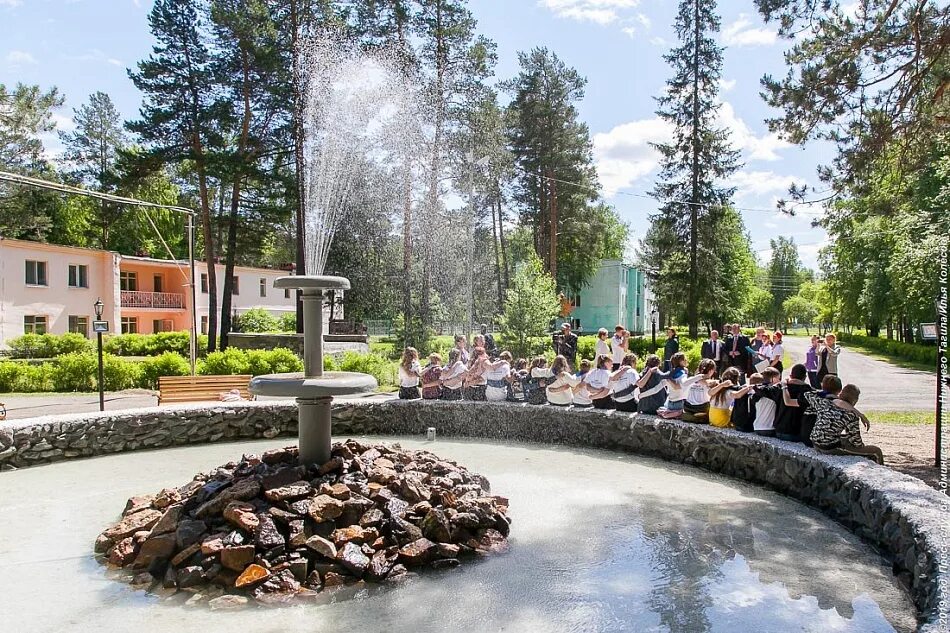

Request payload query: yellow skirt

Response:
[709,406,732,428]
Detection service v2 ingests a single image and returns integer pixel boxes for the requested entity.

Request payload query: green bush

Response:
[278,312,296,333]
[0,362,53,393]
[198,347,251,376]
[103,332,208,357]
[337,351,397,388]
[265,347,303,374]
[197,347,303,377]
[139,352,191,389]
[50,352,98,391]
[103,355,141,391]
[235,308,279,333]
[7,333,91,358]
[837,332,937,366]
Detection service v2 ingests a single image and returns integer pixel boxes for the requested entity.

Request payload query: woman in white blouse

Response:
[397,347,422,400]
[545,355,579,406]
[595,328,611,360]
[770,331,785,376]
[484,351,513,401]
[439,348,466,401]
[610,353,640,412]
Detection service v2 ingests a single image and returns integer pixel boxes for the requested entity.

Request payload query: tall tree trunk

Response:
[497,184,510,291]
[219,47,254,351]
[195,142,217,352]
[548,168,557,283]
[686,0,701,339]
[491,197,503,312]
[291,0,306,334]
[422,0,446,331]
[402,161,413,343]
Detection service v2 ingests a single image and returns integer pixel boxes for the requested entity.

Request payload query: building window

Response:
[200,273,208,294]
[121,317,138,334]
[120,271,138,291]
[153,274,163,293]
[259,278,266,298]
[569,294,581,307]
[68,315,89,337]
[25,260,48,286]
[200,316,208,335]
[68,264,89,288]
[284,288,290,299]
[24,315,47,334]
[152,319,173,333]
[232,276,240,295]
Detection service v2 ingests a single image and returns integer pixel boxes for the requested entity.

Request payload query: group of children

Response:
[396,330,883,465]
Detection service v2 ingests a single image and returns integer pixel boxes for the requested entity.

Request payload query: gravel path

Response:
[782,336,936,411]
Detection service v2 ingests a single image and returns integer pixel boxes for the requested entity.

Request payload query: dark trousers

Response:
[592,396,615,410]
[807,371,820,389]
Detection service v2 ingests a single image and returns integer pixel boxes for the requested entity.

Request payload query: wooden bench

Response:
[158,375,253,405]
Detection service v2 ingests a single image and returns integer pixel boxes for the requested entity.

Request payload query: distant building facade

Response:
[0,238,307,348]
[562,259,654,335]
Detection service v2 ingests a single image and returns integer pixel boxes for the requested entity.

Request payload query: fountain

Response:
[249,276,376,465]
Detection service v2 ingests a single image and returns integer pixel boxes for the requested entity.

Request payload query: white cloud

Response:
[649,36,667,47]
[722,14,778,47]
[63,49,123,67]
[539,0,641,26]
[107,58,123,67]
[635,12,650,28]
[718,78,737,93]
[5,50,37,65]
[0,0,23,7]
[593,117,675,196]
[717,101,790,161]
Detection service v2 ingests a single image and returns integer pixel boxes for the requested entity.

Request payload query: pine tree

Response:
[129,0,224,351]
[59,91,128,249]
[644,0,741,337]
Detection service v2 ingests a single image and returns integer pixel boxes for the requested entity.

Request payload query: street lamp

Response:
[94,297,105,412]
[650,306,658,354]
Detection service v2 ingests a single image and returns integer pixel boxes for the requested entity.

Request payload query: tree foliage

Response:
[499,254,560,359]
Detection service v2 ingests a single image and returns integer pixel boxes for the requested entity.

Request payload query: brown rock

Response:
[373,457,395,469]
[132,532,176,568]
[252,569,300,596]
[307,495,344,523]
[421,508,452,543]
[123,495,155,516]
[263,481,313,502]
[317,456,344,475]
[194,478,261,519]
[208,595,248,610]
[261,447,294,465]
[261,466,304,490]
[153,488,182,509]
[366,550,393,581]
[436,542,460,559]
[267,507,300,524]
[368,467,397,485]
[103,508,163,541]
[220,545,256,571]
[176,565,204,588]
[170,542,202,567]
[328,483,351,500]
[235,563,270,588]
[288,557,308,582]
[304,535,337,559]
[201,535,226,555]
[108,537,137,566]
[391,517,423,545]
[254,514,285,549]
[476,528,509,554]
[322,571,345,587]
[223,501,259,531]
[398,538,437,566]
[331,525,366,547]
[304,571,322,589]
[337,542,370,578]
[288,520,307,547]
[359,508,385,528]
[175,519,207,549]
[148,504,183,536]
[95,534,115,554]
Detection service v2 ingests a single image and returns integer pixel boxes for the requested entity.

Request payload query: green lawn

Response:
[837,341,935,373]
[865,410,936,425]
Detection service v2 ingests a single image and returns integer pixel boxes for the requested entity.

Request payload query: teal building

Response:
[563,259,652,335]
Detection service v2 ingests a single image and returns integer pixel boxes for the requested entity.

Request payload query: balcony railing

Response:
[121,290,185,309]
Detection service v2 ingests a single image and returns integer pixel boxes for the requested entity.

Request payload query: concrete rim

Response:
[248,371,378,397]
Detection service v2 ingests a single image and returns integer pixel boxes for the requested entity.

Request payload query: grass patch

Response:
[866,410,936,425]
[840,341,935,373]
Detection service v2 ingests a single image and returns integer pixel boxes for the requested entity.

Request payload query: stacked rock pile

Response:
[95,440,510,608]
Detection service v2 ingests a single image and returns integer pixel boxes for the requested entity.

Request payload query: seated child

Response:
[610,353,640,412]
[573,359,594,407]
[683,359,718,423]
[806,384,884,464]
[730,372,760,432]
[527,357,552,405]
[420,353,443,400]
[657,353,706,419]
[484,351,513,402]
[636,355,667,415]
[439,348,466,401]
[507,358,529,402]
[751,367,782,436]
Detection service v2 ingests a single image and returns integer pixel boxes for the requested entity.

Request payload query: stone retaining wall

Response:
[1,399,948,631]
[227,333,369,356]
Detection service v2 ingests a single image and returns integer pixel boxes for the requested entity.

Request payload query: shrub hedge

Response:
[837,332,937,366]
[0,347,303,393]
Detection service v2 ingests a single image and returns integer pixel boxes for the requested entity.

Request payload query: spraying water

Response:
[299,35,423,275]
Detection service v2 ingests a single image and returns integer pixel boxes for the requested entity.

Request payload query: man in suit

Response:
[725,323,750,383]
[701,329,725,376]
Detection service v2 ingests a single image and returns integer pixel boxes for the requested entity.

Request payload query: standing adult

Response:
[453,334,470,366]
[816,333,842,383]
[610,325,628,370]
[480,324,498,359]
[804,335,820,388]
[553,323,579,369]
[725,323,750,383]
[662,328,679,371]
[701,329,725,376]
[595,328,611,361]
[770,331,785,376]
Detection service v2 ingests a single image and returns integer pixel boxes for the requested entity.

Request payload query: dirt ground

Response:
[864,422,942,489]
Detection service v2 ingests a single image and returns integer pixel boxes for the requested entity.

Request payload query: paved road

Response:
[782,336,936,411]
[0,390,395,422]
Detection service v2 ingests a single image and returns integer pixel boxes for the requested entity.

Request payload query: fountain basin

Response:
[249,371,378,398]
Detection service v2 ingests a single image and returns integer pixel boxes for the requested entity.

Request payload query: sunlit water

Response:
[0,437,916,633]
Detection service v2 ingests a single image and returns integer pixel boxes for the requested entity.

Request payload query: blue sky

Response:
[1,0,831,268]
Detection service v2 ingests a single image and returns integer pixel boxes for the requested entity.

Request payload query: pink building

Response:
[0,238,300,348]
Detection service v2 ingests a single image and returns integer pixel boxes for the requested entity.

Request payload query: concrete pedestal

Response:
[297,396,333,465]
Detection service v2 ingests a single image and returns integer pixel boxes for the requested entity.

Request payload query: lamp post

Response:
[651,306,658,354]
[94,298,105,412]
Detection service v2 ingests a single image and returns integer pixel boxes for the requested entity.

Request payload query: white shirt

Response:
[707,338,722,360]
[611,334,626,364]
[595,339,611,360]
[771,343,784,362]
[484,362,510,382]
[585,367,611,390]
[532,367,553,380]
[754,396,778,431]
[759,343,773,360]
[686,380,710,405]
[398,360,421,387]
[546,372,579,406]
[440,361,466,389]
[612,368,639,402]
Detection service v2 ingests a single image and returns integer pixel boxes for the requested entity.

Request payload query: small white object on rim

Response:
[426,427,436,441]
